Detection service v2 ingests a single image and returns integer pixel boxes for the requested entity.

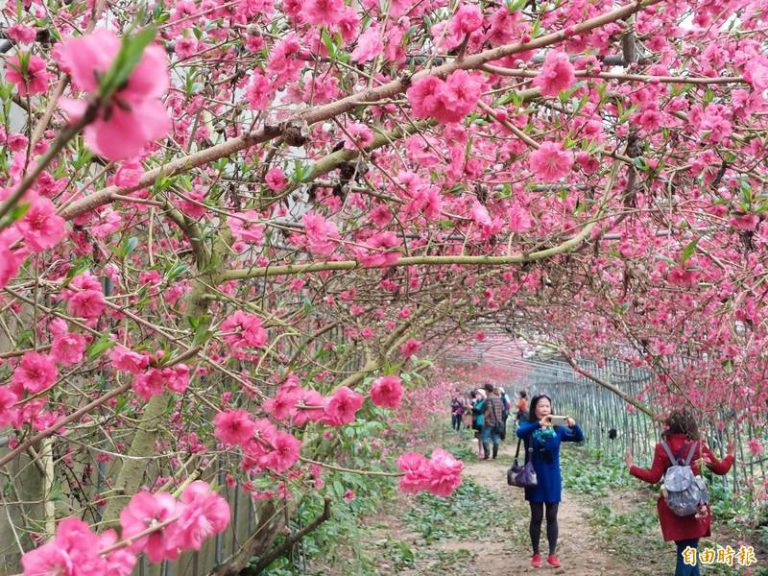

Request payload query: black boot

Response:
[482,443,490,460]
[492,444,499,459]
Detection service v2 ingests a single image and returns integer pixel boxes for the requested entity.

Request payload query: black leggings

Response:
[529,502,559,555]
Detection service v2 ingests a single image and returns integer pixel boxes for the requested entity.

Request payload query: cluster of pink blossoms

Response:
[55,29,171,160]
[109,346,189,400]
[220,311,268,349]
[214,409,303,475]
[21,481,229,575]
[0,271,112,426]
[353,231,402,267]
[406,70,483,124]
[60,271,106,319]
[528,141,574,183]
[5,52,50,97]
[227,211,266,247]
[532,50,577,97]
[0,197,67,292]
[215,376,405,475]
[397,449,464,497]
[299,211,341,256]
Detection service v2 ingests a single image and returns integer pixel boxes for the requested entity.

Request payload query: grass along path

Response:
[362,434,625,575]
[299,426,762,575]
[438,437,622,575]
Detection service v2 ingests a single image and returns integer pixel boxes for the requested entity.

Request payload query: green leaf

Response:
[165,261,188,282]
[62,259,95,286]
[15,328,35,348]
[87,333,115,361]
[301,295,314,315]
[0,202,30,230]
[118,236,139,258]
[615,100,626,122]
[321,28,338,60]
[114,394,128,414]
[293,158,313,183]
[679,238,699,265]
[101,26,157,99]
[191,314,212,347]
[741,179,753,205]
[497,89,522,107]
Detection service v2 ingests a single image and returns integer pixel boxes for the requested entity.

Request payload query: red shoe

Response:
[531,554,542,568]
[547,554,561,568]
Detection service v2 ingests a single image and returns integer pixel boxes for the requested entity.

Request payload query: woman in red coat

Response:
[625,410,734,576]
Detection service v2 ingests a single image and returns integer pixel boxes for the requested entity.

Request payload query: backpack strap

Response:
[661,440,699,465]
[683,441,698,466]
[660,441,678,464]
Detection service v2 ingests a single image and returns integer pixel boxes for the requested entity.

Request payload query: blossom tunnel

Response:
[1,0,768,573]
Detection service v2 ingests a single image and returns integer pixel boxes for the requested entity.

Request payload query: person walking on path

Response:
[481,383,504,460]
[450,393,464,431]
[516,391,529,425]
[498,387,512,440]
[461,393,474,430]
[516,394,584,569]
[625,410,734,576]
[471,389,487,458]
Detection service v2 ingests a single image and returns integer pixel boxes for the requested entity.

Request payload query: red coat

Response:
[630,433,734,542]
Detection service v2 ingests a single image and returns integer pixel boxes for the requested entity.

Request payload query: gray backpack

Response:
[660,441,709,517]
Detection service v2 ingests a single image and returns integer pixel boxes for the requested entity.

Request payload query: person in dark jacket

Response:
[516,394,583,569]
[481,383,504,460]
[450,394,464,431]
[626,410,734,576]
[470,389,486,458]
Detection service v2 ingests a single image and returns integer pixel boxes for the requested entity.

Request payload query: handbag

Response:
[507,437,538,488]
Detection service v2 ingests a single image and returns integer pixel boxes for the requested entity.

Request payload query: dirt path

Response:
[454,441,622,575]
[376,438,625,576]
[309,427,756,576]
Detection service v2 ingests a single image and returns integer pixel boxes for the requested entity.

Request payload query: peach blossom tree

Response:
[1,0,768,572]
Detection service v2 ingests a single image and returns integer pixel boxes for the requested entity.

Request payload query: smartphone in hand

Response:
[548,415,570,427]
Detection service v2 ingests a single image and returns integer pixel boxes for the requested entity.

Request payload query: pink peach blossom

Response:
[351,26,383,63]
[370,376,404,409]
[110,346,150,373]
[214,409,257,446]
[17,197,67,253]
[12,352,57,395]
[120,491,179,562]
[533,51,576,97]
[6,53,50,97]
[167,481,230,551]
[221,311,268,348]
[323,386,364,426]
[528,142,574,182]
[56,29,171,160]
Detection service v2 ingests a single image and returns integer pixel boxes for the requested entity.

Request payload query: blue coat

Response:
[516,421,584,503]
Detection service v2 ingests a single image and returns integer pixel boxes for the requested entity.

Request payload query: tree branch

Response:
[222,217,600,280]
[59,0,659,221]
[240,497,332,576]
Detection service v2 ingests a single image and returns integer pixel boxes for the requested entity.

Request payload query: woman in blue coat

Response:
[516,394,584,569]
